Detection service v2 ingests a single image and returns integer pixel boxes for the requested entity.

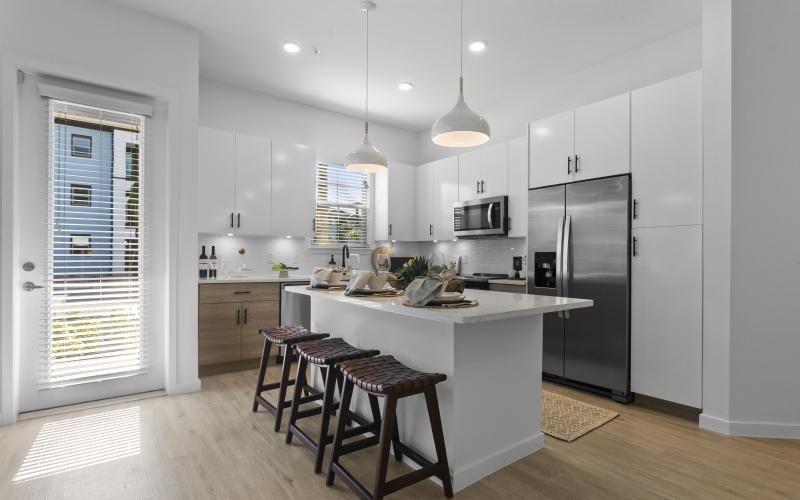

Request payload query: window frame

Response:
[69,183,92,207]
[69,234,92,255]
[312,161,370,249]
[70,133,92,158]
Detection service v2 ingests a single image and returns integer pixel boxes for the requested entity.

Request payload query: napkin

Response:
[345,271,374,295]
[404,269,457,306]
[310,267,333,287]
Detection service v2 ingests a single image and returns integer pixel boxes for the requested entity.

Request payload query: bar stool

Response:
[327,355,453,500]
[252,325,329,432]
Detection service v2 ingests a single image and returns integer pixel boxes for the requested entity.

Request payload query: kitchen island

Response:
[284,286,592,492]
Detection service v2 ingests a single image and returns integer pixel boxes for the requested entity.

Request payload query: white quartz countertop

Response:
[488,279,526,286]
[198,275,311,284]
[285,286,592,325]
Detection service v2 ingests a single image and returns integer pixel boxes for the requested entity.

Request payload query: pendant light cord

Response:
[459,0,464,94]
[365,5,370,135]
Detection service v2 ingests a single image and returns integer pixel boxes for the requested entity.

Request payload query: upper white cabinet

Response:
[234,133,271,236]
[631,224,702,408]
[271,141,316,237]
[414,162,435,241]
[507,136,528,238]
[433,156,460,241]
[198,127,237,234]
[529,110,574,188]
[573,93,630,180]
[459,142,508,199]
[375,163,416,241]
[631,71,702,228]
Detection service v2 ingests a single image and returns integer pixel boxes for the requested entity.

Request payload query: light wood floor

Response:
[1,364,799,499]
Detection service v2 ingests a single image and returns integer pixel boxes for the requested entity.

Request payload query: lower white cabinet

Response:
[631,224,702,408]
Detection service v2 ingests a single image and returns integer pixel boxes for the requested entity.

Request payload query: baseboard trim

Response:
[700,413,800,439]
[451,432,545,492]
[167,378,202,395]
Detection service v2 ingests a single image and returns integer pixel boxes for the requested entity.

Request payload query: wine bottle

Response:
[209,245,217,279]
[199,245,208,279]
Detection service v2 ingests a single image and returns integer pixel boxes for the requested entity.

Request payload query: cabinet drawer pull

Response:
[243,308,248,325]
[236,308,240,325]
[234,290,252,294]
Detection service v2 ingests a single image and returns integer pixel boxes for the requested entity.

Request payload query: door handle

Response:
[312,218,316,232]
[236,308,240,325]
[633,236,639,257]
[633,199,639,219]
[230,212,234,228]
[476,180,480,194]
[429,223,433,236]
[237,213,241,228]
[23,282,44,292]
[562,215,572,319]
[574,155,580,173]
[243,308,248,325]
[389,223,392,236]
[567,156,572,174]
[555,216,565,318]
[481,180,486,194]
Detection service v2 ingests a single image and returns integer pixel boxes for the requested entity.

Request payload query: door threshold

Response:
[18,390,166,421]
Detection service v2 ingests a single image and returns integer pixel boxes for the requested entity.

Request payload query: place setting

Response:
[403,268,479,309]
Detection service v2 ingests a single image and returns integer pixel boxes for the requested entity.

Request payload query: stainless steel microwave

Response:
[453,195,509,238]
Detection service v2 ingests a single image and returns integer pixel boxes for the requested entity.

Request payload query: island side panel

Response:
[307,295,456,466]
[450,314,544,492]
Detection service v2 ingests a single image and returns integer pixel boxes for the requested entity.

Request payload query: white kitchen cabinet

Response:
[631,224,702,408]
[271,141,316,237]
[458,142,508,200]
[574,93,630,180]
[198,127,237,234]
[507,136,528,237]
[375,163,416,241]
[234,133,271,236]
[414,162,435,241]
[433,156,459,241]
[529,110,574,188]
[631,71,702,228]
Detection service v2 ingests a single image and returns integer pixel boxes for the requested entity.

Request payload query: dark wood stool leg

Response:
[326,379,354,487]
[273,344,294,432]
[252,338,272,412]
[373,395,398,500]
[424,387,453,498]
[392,416,403,462]
[313,364,338,474]
[285,356,308,444]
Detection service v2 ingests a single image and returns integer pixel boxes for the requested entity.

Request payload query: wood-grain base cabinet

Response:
[198,283,280,370]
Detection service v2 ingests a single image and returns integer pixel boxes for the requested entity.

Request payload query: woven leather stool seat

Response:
[338,355,447,395]
[295,338,379,366]
[260,324,327,345]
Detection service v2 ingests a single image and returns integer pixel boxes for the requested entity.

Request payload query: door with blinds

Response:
[18,74,163,412]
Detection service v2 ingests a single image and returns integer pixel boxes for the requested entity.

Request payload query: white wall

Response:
[0,0,200,424]
[701,0,800,438]
[418,26,702,164]
[200,78,419,165]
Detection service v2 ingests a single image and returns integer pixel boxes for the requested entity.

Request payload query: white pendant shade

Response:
[431,86,490,147]
[345,129,387,173]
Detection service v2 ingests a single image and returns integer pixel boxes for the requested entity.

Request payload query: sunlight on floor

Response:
[13,406,141,482]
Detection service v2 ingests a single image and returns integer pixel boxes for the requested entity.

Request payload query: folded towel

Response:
[404,268,458,306]
[311,267,333,287]
[345,271,374,295]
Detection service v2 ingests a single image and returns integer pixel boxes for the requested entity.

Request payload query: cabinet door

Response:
[529,110,574,188]
[507,136,528,237]
[479,142,508,198]
[631,71,702,228]
[414,163,435,241]
[387,163,416,241]
[240,301,280,360]
[574,93,630,180]
[234,133,271,236]
[433,156,459,241]
[198,302,241,366]
[272,142,316,237]
[198,127,236,234]
[458,148,483,200]
[631,225,702,408]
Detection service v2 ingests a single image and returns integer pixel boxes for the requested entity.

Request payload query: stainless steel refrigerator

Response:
[527,175,631,402]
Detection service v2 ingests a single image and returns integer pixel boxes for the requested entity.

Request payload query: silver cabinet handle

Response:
[633,236,639,257]
[567,156,572,174]
[562,215,572,319]
[23,282,44,292]
[633,199,639,219]
[574,155,580,173]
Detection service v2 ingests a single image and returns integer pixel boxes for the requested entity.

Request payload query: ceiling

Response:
[106,0,701,131]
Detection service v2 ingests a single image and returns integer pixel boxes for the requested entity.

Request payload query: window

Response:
[313,162,369,247]
[70,134,92,158]
[125,143,139,180]
[70,183,92,207]
[69,234,91,255]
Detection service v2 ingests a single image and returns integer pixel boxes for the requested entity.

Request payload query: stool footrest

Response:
[383,464,441,496]
[330,462,372,500]
[336,435,380,456]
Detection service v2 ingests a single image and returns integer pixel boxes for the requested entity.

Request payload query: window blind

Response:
[313,162,369,247]
[44,99,148,388]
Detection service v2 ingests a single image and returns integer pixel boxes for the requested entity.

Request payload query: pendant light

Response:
[431,0,490,148]
[346,1,388,173]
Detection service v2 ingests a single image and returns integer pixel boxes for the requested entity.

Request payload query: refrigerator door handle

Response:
[555,215,565,318]
[562,215,572,319]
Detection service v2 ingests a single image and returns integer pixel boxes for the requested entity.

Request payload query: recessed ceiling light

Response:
[398,81,414,91]
[282,41,301,54]
[468,40,487,52]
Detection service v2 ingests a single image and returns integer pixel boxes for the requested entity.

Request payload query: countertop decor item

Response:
[272,262,299,278]
[394,256,431,289]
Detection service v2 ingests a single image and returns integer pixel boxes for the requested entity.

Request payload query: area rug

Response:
[541,390,619,442]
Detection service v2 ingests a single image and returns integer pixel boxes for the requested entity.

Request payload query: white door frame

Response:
[0,52,200,425]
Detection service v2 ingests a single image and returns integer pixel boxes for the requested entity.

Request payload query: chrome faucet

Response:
[341,244,350,268]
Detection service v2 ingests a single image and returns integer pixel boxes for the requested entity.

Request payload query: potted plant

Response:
[391,256,431,290]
